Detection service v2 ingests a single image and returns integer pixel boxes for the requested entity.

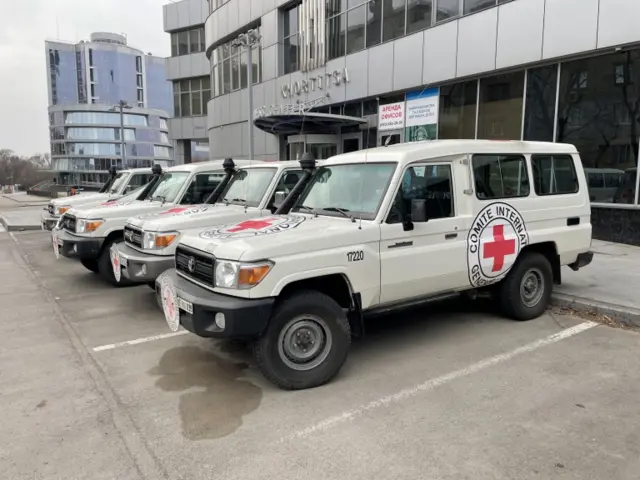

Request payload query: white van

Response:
[159,141,594,390]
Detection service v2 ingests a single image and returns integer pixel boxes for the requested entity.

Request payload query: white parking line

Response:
[281,321,598,443]
[93,330,189,352]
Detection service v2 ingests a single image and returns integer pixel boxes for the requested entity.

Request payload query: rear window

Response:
[531,155,579,195]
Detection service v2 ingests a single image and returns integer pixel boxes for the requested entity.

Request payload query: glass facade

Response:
[173,77,211,117]
[67,127,136,141]
[170,27,206,56]
[211,27,262,97]
[64,112,148,126]
[48,48,78,105]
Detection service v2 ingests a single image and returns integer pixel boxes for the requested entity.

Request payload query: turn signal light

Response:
[238,264,272,287]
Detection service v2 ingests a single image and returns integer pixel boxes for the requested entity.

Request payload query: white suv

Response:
[159,141,594,390]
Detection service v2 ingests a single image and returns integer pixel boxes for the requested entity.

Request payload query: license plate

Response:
[178,298,193,314]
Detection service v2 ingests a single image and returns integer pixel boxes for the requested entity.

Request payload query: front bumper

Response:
[569,251,594,271]
[41,210,59,231]
[158,269,275,339]
[56,229,105,260]
[119,243,173,283]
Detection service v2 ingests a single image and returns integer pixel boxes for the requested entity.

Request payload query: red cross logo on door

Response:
[227,218,276,233]
[483,224,516,272]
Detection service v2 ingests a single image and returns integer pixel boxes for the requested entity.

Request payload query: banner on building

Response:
[378,102,405,131]
[405,88,439,142]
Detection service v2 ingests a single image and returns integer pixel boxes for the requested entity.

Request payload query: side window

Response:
[604,173,621,188]
[531,155,579,195]
[180,173,223,204]
[123,174,149,194]
[472,154,530,199]
[588,172,604,189]
[268,169,303,206]
[387,164,454,224]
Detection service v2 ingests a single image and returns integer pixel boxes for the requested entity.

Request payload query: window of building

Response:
[135,56,143,73]
[387,164,454,224]
[531,155,579,196]
[523,65,558,142]
[557,50,640,204]
[173,76,211,117]
[212,28,262,97]
[383,0,406,42]
[283,4,300,74]
[464,0,498,14]
[407,0,433,34]
[171,27,205,57]
[436,0,461,22]
[347,3,367,54]
[154,145,172,158]
[439,80,478,139]
[473,154,530,199]
[67,127,135,141]
[477,72,525,140]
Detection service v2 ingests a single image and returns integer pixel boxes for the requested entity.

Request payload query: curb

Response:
[0,216,43,232]
[551,292,640,329]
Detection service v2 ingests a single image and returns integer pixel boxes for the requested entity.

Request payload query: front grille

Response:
[48,204,54,215]
[175,245,215,286]
[61,214,76,233]
[124,225,143,249]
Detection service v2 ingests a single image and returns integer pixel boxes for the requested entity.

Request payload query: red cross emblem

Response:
[227,218,276,233]
[483,224,516,272]
[164,287,175,320]
[161,207,190,215]
[112,252,120,270]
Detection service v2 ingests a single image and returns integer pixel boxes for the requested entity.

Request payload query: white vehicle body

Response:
[117,160,315,284]
[161,140,594,390]
[52,160,253,285]
[41,167,154,230]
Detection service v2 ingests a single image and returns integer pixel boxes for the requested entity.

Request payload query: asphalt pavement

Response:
[1,229,639,480]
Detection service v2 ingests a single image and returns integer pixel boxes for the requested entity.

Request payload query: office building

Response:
[198,0,640,244]
[163,0,211,163]
[46,32,174,187]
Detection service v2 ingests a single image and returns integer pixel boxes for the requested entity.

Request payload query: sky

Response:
[0,0,172,156]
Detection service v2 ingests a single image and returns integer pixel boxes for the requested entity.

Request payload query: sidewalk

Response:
[553,239,640,327]
[0,196,45,231]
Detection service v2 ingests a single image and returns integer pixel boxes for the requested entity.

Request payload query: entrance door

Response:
[342,133,362,153]
[287,134,339,160]
[379,130,404,147]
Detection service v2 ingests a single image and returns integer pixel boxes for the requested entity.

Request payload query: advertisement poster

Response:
[404,88,439,142]
[378,102,405,131]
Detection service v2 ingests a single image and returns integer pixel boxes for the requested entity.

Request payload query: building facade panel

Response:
[495,0,544,69]
[422,20,458,85]
[597,0,640,49]
[393,32,424,92]
[456,8,498,77]
[368,43,394,96]
[542,0,599,60]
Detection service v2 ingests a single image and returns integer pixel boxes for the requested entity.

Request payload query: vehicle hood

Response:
[180,214,380,261]
[50,192,119,207]
[127,203,248,231]
[69,199,167,220]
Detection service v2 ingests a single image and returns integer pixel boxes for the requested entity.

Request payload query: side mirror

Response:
[411,199,428,223]
[273,191,286,208]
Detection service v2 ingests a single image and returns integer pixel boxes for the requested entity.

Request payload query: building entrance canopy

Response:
[253,111,366,135]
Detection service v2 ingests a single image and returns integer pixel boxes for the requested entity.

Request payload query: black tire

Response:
[97,238,134,287]
[80,259,99,273]
[254,290,351,390]
[147,282,156,291]
[498,251,553,321]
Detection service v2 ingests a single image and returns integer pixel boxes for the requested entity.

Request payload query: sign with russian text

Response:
[378,102,405,131]
[405,88,439,141]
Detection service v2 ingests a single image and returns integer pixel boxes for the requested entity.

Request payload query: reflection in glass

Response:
[327,15,346,60]
[366,0,382,47]
[383,0,406,42]
[347,5,366,54]
[149,172,190,203]
[557,50,640,204]
[436,0,460,22]
[477,72,524,140]
[65,112,147,126]
[439,80,477,139]
[67,127,136,141]
[523,65,558,142]
[220,168,277,207]
[464,0,496,14]
[407,0,433,33]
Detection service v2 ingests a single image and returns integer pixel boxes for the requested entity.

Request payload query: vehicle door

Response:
[379,161,468,304]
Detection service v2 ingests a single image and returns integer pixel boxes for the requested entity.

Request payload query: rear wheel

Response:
[254,290,351,390]
[80,259,99,273]
[98,238,134,287]
[498,251,553,321]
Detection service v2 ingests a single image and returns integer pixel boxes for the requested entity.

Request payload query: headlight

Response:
[76,219,104,233]
[214,260,273,289]
[142,231,178,250]
[54,205,71,216]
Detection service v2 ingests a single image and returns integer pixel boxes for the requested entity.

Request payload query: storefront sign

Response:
[405,88,439,141]
[281,68,350,98]
[254,96,327,120]
[378,102,405,131]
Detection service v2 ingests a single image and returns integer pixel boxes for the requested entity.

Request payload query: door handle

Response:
[567,217,580,226]
[445,233,458,240]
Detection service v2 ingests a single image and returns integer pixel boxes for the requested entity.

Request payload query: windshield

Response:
[293,163,397,220]
[108,173,129,194]
[147,172,190,203]
[218,167,277,207]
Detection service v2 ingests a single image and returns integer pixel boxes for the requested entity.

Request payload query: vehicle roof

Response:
[584,168,625,173]
[165,159,264,173]
[323,140,579,166]
[121,167,153,173]
[237,159,325,170]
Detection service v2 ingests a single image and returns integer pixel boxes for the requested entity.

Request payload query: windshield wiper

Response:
[297,205,317,216]
[223,197,247,205]
[322,207,353,220]
[152,195,167,204]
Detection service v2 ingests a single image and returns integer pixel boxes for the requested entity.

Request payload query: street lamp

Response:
[231,29,261,160]
[108,100,133,168]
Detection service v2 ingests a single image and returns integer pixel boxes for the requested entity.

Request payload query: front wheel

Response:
[498,251,553,321]
[254,291,351,390]
[98,238,134,287]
